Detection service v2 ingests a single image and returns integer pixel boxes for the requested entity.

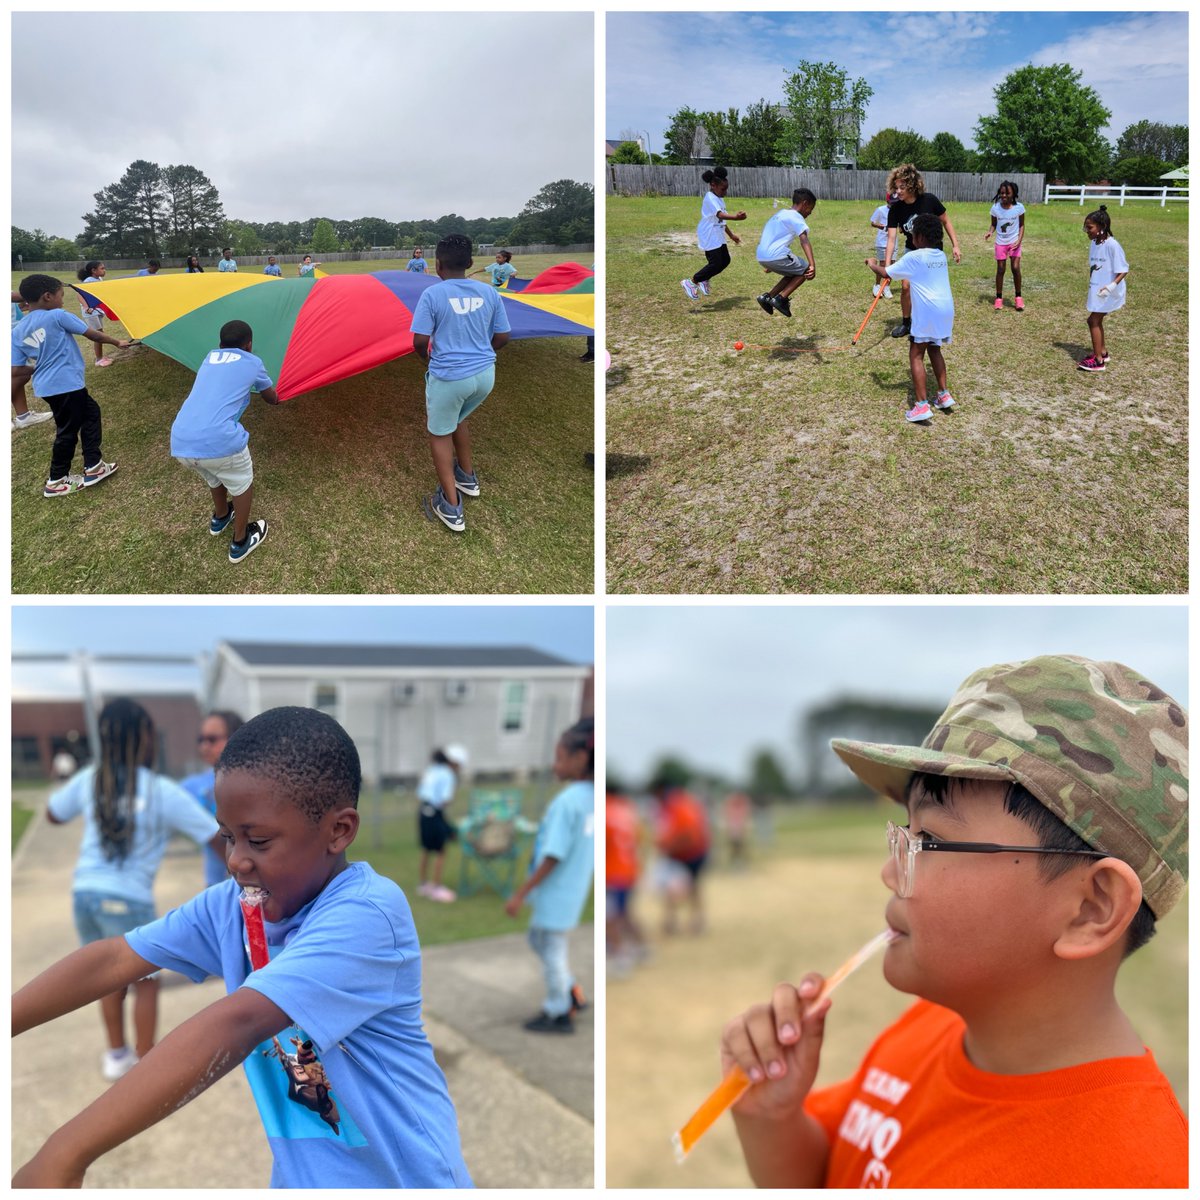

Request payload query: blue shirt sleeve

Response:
[159,777,221,844]
[125,886,228,981]
[491,291,511,334]
[47,769,90,821]
[411,289,435,336]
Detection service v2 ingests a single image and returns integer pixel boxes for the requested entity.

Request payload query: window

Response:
[501,682,528,732]
[314,683,339,717]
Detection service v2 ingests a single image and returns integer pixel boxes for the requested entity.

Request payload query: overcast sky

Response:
[13,11,594,238]
[607,10,1187,154]
[607,605,1188,782]
[12,604,595,698]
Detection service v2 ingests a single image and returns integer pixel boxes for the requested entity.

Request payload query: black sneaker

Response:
[570,984,589,1014]
[578,351,594,362]
[523,1011,574,1035]
[756,294,775,316]
[771,295,792,318]
[890,319,911,339]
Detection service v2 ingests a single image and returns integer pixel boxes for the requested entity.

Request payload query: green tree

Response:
[974,64,1111,180]
[161,164,224,255]
[45,236,80,261]
[645,755,692,791]
[1115,120,1188,165]
[223,220,262,254]
[663,106,705,164]
[929,131,971,173]
[746,748,791,801]
[702,100,786,167]
[11,226,49,264]
[778,60,873,168]
[508,179,593,245]
[611,140,649,164]
[857,127,935,171]
[1110,155,1179,186]
[310,218,340,253]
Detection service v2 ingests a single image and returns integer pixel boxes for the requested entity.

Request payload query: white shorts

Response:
[176,445,253,496]
[81,310,103,332]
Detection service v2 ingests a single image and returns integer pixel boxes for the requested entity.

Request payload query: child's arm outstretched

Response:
[83,328,131,352]
[722,974,833,1188]
[258,385,282,406]
[14,941,289,1186]
[864,258,891,282]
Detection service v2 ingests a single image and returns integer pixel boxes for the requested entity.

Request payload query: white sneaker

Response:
[102,1047,139,1080]
[12,410,53,430]
[872,283,882,298]
[430,885,457,903]
[417,882,435,898]
[697,280,711,296]
[884,287,893,299]
[680,279,699,300]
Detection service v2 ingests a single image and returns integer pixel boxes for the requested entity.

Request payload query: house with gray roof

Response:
[207,641,593,786]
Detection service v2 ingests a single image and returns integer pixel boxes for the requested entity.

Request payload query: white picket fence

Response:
[1044,184,1188,207]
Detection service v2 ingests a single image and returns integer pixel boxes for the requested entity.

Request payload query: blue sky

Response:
[607,605,1187,781]
[607,11,1188,153]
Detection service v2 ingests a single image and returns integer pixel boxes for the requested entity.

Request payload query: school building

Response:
[206,641,594,787]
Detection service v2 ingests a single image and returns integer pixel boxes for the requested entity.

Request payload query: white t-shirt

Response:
[870,204,890,251]
[1087,236,1129,313]
[696,190,727,251]
[756,209,809,262]
[990,201,1025,246]
[886,248,954,341]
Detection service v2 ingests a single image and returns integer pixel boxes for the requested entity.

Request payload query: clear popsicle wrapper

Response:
[239,887,270,971]
[671,929,897,1163]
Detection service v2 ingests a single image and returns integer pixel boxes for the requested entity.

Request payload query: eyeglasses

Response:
[886,820,1108,899]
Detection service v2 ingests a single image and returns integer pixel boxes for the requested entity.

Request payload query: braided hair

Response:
[93,698,156,862]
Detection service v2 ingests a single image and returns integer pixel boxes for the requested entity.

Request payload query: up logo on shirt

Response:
[449,296,485,315]
[207,350,244,365]
[22,327,46,350]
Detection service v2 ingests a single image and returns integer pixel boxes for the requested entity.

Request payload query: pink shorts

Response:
[994,242,1022,261]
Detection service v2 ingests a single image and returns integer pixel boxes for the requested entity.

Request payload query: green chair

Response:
[458,789,526,899]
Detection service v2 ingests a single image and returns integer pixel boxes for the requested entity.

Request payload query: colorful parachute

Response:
[70,264,593,402]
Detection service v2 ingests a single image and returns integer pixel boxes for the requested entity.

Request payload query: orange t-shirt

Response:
[804,999,1187,1188]
[654,790,710,862]
[606,794,641,889]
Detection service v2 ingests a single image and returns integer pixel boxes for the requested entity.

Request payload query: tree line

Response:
[614,60,1186,187]
[13,164,593,264]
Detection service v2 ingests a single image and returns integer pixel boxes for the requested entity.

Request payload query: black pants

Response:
[45,387,102,479]
[693,245,731,284]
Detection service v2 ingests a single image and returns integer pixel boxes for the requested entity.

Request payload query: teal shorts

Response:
[425,365,495,436]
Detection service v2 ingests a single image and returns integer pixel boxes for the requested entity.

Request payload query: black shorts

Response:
[418,803,457,852]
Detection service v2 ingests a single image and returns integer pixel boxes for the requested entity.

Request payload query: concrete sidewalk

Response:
[11,790,593,1187]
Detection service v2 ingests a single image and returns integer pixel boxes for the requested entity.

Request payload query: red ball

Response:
[733,341,744,351]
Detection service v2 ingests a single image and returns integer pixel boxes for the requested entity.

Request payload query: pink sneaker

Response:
[933,390,955,411]
[430,885,457,903]
[1014,297,1025,311]
[95,357,113,368]
[994,297,1003,310]
[905,401,934,423]
[1077,355,1106,372]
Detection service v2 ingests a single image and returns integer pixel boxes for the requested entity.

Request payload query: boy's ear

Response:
[327,806,360,853]
[1052,858,1143,961]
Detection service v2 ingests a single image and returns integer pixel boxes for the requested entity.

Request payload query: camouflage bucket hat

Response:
[830,655,1188,918]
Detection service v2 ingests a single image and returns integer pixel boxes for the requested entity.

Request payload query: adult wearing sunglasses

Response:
[180,709,244,886]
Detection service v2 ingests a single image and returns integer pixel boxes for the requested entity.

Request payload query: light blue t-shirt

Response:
[218,258,238,272]
[406,258,428,274]
[135,268,157,276]
[871,204,890,251]
[11,308,89,398]
[528,780,595,932]
[263,263,282,276]
[48,765,219,906]
[298,261,317,277]
[410,278,511,381]
[756,208,809,263]
[125,863,472,1189]
[886,247,955,341]
[484,261,516,288]
[170,347,275,459]
[180,768,229,886]
[417,763,456,809]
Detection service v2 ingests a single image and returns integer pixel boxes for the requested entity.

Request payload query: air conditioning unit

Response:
[444,680,472,705]
[391,682,418,705]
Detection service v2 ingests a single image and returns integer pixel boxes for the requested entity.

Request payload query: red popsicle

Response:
[239,888,270,971]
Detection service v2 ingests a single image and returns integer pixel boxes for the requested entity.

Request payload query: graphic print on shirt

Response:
[835,1066,912,1188]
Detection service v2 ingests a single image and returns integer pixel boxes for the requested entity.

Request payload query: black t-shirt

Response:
[887,193,947,253]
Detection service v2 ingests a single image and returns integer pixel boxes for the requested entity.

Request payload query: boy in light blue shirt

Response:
[135,260,160,277]
[505,719,595,1034]
[217,249,238,272]
[262,257,282,277]
[411,232,511,533]
[11,274,129,496]
[755,188,817,318]
[170,319,280,563]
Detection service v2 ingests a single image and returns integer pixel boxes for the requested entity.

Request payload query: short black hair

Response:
[560,716,595,775]
[222,247,233,256]
[147,259,160,270]
[910,213,943,248]
[217,706,361,824]
[219,319,253,349]
[436,233,473,271]
[908,772,1156,957]
[18,274,62,302]
[792,188,817,207]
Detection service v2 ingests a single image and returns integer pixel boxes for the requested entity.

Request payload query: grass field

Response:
[606,802,1188,1187]
[12,255,594,594]
[606,198,1187,594]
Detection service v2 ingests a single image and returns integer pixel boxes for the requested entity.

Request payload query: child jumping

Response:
[682,166,747,299]
[169,319,279,563]
[11,273,128,496]
[985,180,1025,310]
[505,718,595,1034]
[754,188,817,318]
[13,706,473,1187]
[719,654,1186,1188]
[869,193,893,300]
[867,213,955,423]
[1079,204,1129,372]
[46,698,221,1081]
[410,232,511,533]
[416,744,469,902]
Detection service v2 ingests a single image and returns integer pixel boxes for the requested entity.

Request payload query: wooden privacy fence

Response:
[607,164,1045,204]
